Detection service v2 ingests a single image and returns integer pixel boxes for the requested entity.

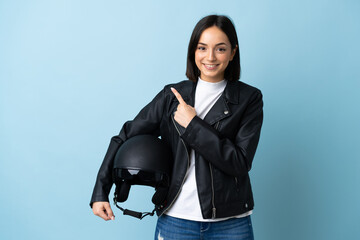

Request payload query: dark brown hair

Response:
[186,15,240,82]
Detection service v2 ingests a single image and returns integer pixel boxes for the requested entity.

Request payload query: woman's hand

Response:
[171,87,196,128]
[92,201,115,221]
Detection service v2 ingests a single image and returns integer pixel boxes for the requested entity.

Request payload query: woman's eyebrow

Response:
[198,42,228,46]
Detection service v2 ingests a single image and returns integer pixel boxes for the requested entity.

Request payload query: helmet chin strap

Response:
[113,196,156,220]
[113,181,168,219]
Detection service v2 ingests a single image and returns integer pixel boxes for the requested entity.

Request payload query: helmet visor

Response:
[114,168,166,187]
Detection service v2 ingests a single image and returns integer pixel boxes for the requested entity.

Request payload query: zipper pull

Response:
[212,208,216,219]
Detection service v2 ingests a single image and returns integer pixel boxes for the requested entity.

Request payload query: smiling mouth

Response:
[203,64,219,70]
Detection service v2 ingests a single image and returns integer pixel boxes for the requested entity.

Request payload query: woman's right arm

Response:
[90,87,167,214]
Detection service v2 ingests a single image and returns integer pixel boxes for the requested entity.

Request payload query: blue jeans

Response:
[154,215,254,240]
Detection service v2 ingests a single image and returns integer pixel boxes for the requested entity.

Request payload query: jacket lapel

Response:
[203,81,239,126]
[203,96,231,126]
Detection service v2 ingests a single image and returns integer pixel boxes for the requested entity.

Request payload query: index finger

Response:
[171,87,186,105]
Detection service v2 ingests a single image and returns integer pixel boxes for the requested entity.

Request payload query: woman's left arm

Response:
[181,90,263,177]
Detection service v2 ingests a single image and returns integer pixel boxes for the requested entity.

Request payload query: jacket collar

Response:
[223,80,240,104]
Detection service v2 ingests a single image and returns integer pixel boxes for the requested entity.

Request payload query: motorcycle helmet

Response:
[112,135,172,219]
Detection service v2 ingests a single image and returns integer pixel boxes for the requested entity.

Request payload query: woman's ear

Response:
[230,45,238,61]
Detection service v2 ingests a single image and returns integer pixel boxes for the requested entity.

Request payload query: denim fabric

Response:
[154,215,254,240]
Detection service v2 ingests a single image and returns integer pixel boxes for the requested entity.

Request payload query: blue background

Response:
[1,0,359,239]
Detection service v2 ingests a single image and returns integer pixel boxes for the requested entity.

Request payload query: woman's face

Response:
[195,26,237,83]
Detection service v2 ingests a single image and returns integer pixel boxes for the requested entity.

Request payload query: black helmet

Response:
[112,135,172,219]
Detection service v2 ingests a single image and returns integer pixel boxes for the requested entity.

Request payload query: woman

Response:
[91,15,263,240]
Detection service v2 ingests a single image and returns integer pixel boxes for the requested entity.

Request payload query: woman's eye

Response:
[217,48,226,52]
[198,46,206,51]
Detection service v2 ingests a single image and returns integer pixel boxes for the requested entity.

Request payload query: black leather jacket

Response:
[90,80,263,219]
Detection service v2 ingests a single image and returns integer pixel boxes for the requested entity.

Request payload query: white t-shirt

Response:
[165,78,252,221]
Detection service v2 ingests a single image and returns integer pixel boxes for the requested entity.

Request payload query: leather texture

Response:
[90,79,263,219]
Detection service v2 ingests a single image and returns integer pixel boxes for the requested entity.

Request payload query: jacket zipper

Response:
[209,162,216,219]
[209,121,220,219]
[160,116,191,216]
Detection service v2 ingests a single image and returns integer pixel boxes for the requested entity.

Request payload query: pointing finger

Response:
[171,87,186,105]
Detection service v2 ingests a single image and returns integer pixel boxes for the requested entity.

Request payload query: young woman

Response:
[91,15,263,240]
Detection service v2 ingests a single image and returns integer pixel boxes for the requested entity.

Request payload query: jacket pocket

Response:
[213,167,241,203]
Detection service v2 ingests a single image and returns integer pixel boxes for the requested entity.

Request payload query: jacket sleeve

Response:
[89,88,166,207]
[181,89,263,177]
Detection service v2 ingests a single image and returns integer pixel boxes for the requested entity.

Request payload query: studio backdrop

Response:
[0,0,359,239]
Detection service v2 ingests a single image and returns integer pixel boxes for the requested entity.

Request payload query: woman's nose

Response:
[207,49,216,61]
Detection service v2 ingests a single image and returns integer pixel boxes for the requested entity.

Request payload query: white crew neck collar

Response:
[198,77,226,84]
[197,77,227,91]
